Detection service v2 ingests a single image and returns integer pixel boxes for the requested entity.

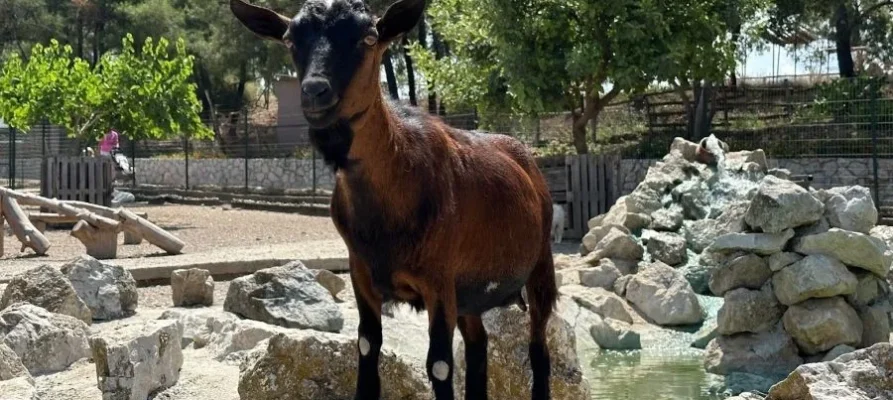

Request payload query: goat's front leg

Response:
[350,257,383,400]
[425,289,458,400]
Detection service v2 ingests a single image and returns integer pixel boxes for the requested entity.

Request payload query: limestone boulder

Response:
[691,318,718,349]
[766,343,893,400]
[795,217,831,237]
[0,265,92,324]
[708,253,772,296]
[589,315,641,350]
[704,325,803,378]
[744,175,824,233]
[453,306,590,400]
[767,252,803,272]
[670,137,699,162]
[223,261,343,332]
[158,308,238,349]
[579,262,621,291]
[683,219,723,253]
[793,228,893,277]
[90,319,184,400]
[641,154,690,192]
[239,331,432,400]
[856,303,891,348]
[772,254,858,306]
[823,186,877,234]
[582,224,630,254]
[717,284,784,335]
[60,255,138,320]
[171,268,214,307]
[650,206,684,232]
[845,271,885,307]
[612,275,633,297]
[590,227,645,261]
[560,285,633,324]
[821,344,856,362]
[0,303,90,375]
[646,231,687,266]
[673,180,710,220]
[715,201,751,235]
[782,297,862,355]
[0,376,36,400]
[625,184,663,215]
[625,262,704,326]
[708,229,794,256]
[0,342,29,381]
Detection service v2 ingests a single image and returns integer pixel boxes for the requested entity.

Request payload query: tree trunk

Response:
[0,194,51,256]
[692,81,713,141]
[572,114,589,154]
[402,37,418,106]
[383,49,400,100]
[432,30,447,115]
[730,25,741,89]
[77,13,85,59]
[235,61,248,111]
[835,3,856,78]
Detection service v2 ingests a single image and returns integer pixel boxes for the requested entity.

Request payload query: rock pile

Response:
[578,135,892,383]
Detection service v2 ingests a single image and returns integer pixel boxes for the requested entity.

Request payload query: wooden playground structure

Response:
[1,156,185,260]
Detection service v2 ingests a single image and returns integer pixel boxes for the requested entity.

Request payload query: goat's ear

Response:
[230,0,291,43]
[376,0,426,43]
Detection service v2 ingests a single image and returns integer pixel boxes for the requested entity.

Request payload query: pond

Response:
[581,295,730,400]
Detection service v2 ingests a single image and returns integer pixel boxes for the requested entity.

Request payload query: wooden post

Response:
[71,220,117,259]
[0,194,51,255]
[116,209,184,254]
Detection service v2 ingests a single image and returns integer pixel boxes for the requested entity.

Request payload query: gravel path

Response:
[1,203,341,262]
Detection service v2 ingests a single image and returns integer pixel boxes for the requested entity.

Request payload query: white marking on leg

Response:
[432,361,450,381]
[359,337,371,356]
[486,282,499,293]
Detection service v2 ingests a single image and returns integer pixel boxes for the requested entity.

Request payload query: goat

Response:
[551,204,565,244]
[231,1,558,399]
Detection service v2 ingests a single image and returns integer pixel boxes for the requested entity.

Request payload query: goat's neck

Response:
[344,95,412,199]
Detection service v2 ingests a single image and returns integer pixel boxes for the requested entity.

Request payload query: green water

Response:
[581,295,729,400]
[585,350,726,400]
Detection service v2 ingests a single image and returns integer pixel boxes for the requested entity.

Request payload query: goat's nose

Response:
[302,79,331,99]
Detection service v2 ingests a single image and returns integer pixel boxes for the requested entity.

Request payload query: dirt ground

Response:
[0,203,343,262]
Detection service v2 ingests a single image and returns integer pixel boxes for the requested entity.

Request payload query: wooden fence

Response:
[41,156,115,207]
[537,153,621,240]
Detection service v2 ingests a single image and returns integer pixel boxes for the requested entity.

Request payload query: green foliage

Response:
[794,76,890,123]
[0,34,211,141]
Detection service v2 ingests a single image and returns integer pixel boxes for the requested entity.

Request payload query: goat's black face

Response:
[230,0,426,129]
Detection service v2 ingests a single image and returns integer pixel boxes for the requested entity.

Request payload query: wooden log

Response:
[0,187,119,231]
[0,194,51,256]
[115,209,185,255]
[123,230,143,245]
[71,220,117,259]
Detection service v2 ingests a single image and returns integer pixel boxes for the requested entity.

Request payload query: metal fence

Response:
[5,75,893,208]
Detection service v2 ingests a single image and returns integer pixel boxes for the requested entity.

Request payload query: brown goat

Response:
[230,0,558,399]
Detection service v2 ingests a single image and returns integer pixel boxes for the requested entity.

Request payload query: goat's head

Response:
[231,0,425,128]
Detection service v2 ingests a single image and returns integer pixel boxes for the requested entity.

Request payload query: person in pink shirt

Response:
[99,129,120,156]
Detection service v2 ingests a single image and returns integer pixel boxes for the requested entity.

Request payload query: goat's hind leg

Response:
[458,315,488,400]
[526,252,558,400]
[350,258,383,400]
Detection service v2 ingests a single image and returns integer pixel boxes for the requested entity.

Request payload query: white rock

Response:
[223,261,343,332]
[823,186,877,234]
[560,285,634,324]
[793,228,893,277]
[61,255,138,320]
[709,229,794,256]
[310,270,347,300]
[744,175,824,233]
[625,262,704,326]
[0,342,29,381]
[0,376,37,400]
[771,254,858,306]
[708,253,772,296]
[767,343,893,400]
[90,319,184,400]
[704,324,803,378]
[589,315,641,350]
[646,231,687,266]
[767,252,803,272]
[717,284,784,335]
[0,303,90,375]
[579,262,621,290]
[0,265,92,324]
[782,297,862,355]
[171,268,214,307]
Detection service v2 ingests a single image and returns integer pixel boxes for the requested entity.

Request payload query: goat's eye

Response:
[363,35,378,46]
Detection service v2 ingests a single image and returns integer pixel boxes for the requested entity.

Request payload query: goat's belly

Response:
[455,276,528,316]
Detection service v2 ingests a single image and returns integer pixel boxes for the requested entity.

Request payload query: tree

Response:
[0,35,211,141]
[769,0,893,78]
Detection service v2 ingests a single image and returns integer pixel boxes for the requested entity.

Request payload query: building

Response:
[272,75,310,155]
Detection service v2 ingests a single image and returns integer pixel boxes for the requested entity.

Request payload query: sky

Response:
[741,44,840,77]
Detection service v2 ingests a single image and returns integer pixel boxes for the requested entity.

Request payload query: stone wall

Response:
[621,157,893,204]
[132,158,335,191]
